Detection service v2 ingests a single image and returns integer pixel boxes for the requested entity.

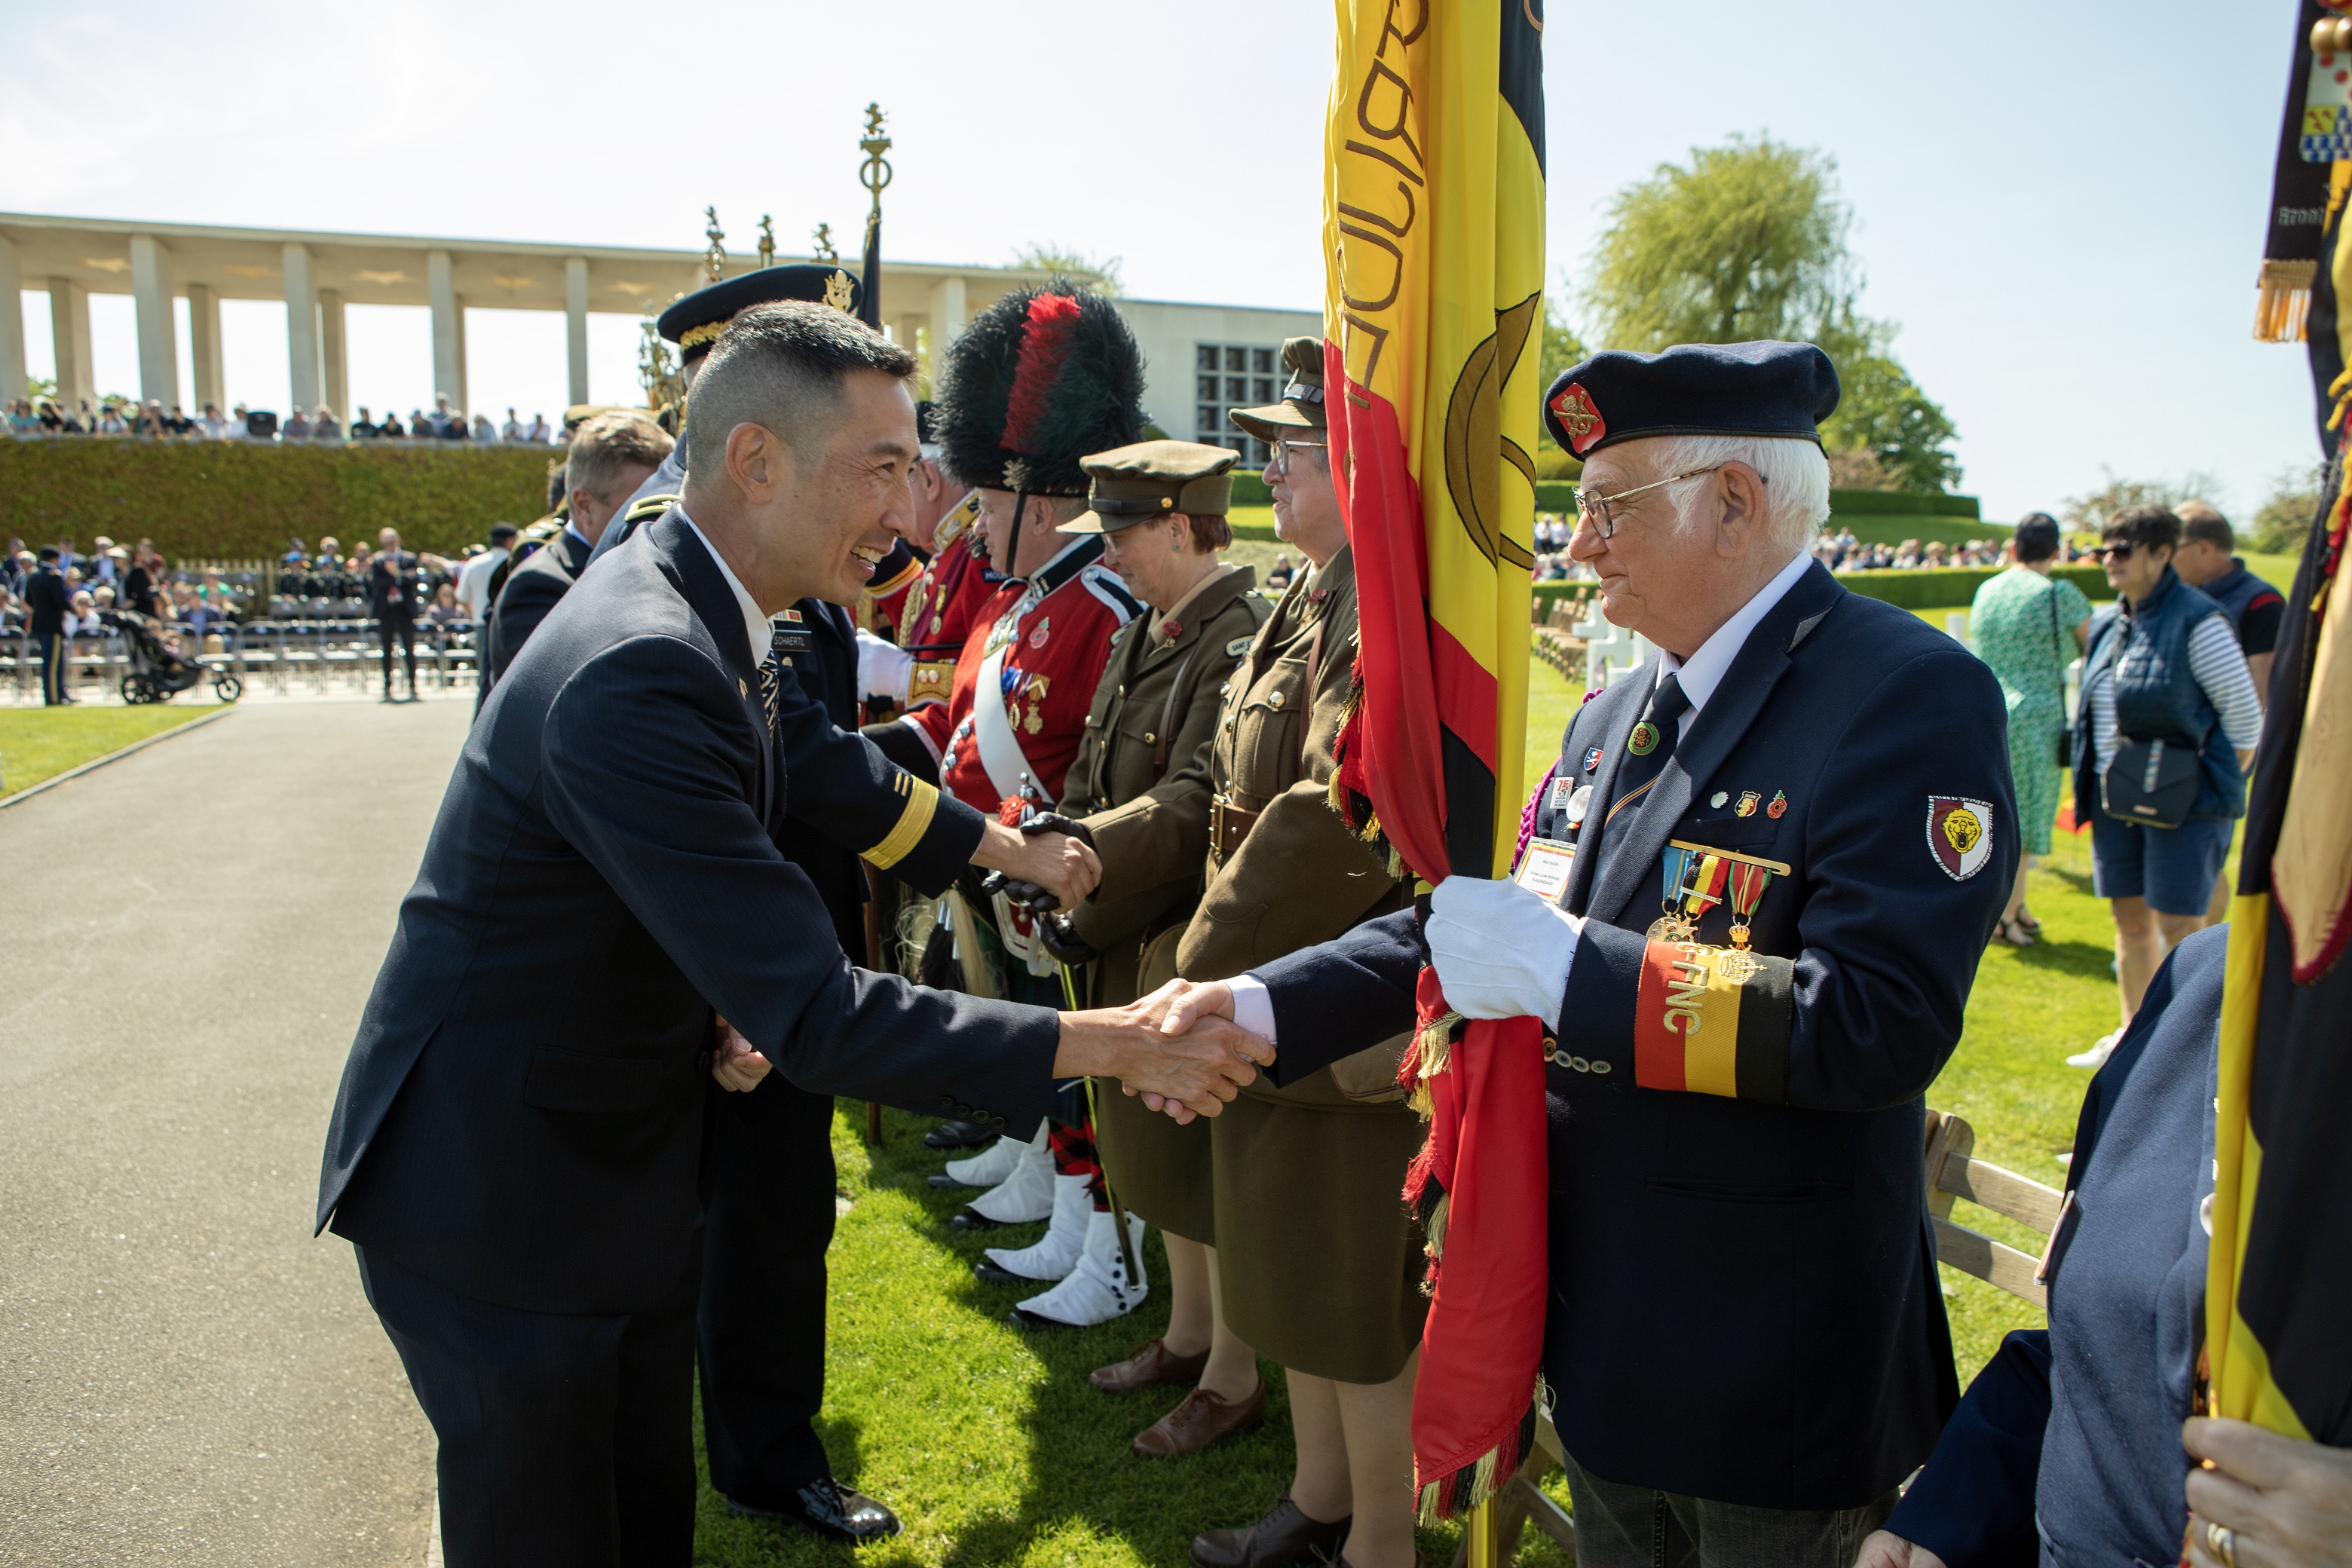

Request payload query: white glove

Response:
[1426,875,1582,1030]
[854,627,914,704]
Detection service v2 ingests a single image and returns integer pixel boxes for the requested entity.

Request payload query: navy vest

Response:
[2194,561,2268,635]
[2081,568,2241,821]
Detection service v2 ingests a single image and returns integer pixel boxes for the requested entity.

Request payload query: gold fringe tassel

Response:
[2256,259,2317,344]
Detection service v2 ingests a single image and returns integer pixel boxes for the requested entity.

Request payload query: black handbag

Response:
[2102,735,2201,828]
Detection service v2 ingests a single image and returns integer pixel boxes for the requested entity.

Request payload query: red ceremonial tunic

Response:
[907,536,1141,813]
[896,513,998,712]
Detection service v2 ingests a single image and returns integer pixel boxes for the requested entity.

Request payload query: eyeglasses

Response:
[1269,436,1326,477]
[2089,543,2137,562]
[1573,464,1737,540]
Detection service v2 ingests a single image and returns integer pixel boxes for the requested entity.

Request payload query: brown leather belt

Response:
[1211,796,1260,859]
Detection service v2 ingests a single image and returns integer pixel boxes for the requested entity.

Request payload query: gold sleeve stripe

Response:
[863,773,940,870]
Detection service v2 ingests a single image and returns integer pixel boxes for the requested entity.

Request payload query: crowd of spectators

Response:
[5,393,555,445]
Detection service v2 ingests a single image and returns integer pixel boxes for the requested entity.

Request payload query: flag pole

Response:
[1463,1498,1502,1567]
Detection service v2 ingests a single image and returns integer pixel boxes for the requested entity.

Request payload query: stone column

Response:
[564,257,590,409]
[130,235,181,410]
[48,278,93,413]
[0,234,24,407]
[427,250,463,410]
[283,242,321,415]
[186,283,224,412]
[320,291,348,420]
[452,299,470,416]
[928,275,966,389]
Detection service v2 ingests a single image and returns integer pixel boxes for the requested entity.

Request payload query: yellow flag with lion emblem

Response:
[1318,0,1550,1522]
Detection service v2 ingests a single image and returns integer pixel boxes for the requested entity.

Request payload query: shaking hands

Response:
[1054,978,1265,1124]
[973,813,1101,911]
[709,978,1274,1125]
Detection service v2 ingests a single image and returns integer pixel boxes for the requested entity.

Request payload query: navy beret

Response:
[657,263,864,360]
[1542,340,1840,459]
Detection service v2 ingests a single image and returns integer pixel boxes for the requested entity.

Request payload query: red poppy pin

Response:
[1548,382,1606,455]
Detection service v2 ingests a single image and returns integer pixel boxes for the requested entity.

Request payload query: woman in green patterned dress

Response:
[1968,512,2093,945]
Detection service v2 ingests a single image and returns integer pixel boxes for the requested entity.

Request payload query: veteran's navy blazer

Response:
[1252,561,2016,1510]
[317,511,1053,1315]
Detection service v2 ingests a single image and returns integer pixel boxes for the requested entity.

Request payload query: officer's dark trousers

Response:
[1561,1449,1898,1568]
[34,632,67,704]
[356,1242,700,1568]
[378,615,418,694]
[698,1078,839,1505]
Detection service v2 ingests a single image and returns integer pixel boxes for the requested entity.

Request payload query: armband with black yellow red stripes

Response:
[1632,939,1794,1104]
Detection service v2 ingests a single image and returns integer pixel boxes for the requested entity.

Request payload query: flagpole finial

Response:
[859,103,893,221]
[757,216,776,270]
[811,223,838,262]
[702,207,727,282]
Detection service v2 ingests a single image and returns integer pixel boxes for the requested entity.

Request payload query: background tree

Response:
[1011,242,1122,296]
[1579,134,1961,492]
[2249,464,2325,555]
[2060,468,2229,533]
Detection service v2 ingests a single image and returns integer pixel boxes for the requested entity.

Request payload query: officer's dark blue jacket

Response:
[1251,561,2015,1509]
[317,512,1046,1316]
[1887,926,2221,1567]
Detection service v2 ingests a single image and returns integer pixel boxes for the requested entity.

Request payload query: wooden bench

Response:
[1922,1107,2066,1308]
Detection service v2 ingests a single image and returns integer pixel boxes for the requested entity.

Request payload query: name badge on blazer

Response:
[771,627,816,657]
[1514,838,1576,901]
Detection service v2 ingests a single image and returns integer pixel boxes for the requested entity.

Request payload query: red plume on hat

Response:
[933,281,1144,497]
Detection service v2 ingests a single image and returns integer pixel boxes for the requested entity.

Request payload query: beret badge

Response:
[1549,381,1606,455]
[822,270,856,313]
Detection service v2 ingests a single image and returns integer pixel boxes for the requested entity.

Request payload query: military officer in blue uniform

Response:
[1163,343,2017,1566]
[611,271,1103,1542]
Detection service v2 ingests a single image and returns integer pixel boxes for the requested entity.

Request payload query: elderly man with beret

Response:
[1161,341,2017,1566]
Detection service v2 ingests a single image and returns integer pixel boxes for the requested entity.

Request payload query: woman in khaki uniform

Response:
[1034,444,1278,1455]
[971,445,1272,1386]
[1182,341,1423,1568]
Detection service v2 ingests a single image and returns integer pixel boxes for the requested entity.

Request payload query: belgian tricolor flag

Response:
[1319,0,1549,1521]
[2208,66,2352,1444]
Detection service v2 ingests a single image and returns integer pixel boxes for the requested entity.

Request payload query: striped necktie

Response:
[756,623,787,737]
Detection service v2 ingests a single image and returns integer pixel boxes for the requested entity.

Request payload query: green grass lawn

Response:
[697,654,2113,1566]
[0,703,222,797]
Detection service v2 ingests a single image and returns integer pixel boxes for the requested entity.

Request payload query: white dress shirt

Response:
[1227,547,1818,1046]
[676,506,773,660]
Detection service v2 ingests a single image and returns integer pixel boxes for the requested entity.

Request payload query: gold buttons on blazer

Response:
[1269,690,1285,709]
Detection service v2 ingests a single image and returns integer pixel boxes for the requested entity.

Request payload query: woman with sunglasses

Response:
[2068,504,2262,1070]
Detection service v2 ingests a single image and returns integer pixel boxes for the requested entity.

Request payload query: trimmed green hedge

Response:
[0,439,556,559]
[1833,565,2109,610]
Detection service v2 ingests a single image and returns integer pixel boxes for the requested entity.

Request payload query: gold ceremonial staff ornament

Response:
[859,102,892,243]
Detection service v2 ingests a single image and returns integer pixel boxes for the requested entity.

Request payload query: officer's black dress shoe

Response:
[974,1257,1046,1287]
[723,1477,902,1544]
[925,1118,996,1150]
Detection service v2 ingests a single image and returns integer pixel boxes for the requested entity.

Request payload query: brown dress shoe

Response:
[1132,1381,1266,1456]
[1190,1492,1350,1568]
[1088,1336,1209,1394]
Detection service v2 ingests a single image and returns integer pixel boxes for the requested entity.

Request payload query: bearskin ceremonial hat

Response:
[933,282,1146,497]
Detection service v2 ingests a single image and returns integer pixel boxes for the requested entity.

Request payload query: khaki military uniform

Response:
[1176,545,1426,1385]
[1063,564,1268,1242]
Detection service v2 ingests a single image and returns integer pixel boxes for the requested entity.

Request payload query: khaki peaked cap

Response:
[1229,335,1328,442]
[1059,439,1238,534]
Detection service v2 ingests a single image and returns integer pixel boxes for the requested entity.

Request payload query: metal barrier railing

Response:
[0,619,483,703]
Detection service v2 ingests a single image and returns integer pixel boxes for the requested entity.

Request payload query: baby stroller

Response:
[100,608,243,704]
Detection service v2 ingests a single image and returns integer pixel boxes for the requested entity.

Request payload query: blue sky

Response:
[1,1,2319,522]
